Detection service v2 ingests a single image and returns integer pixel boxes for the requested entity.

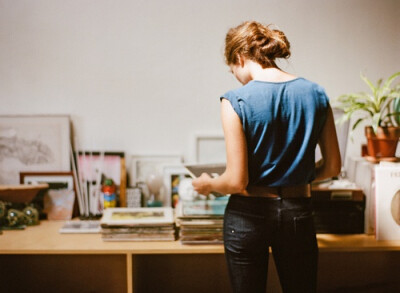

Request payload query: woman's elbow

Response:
[230,179,248,194]
[329,158,342,178]
[332,164,341,178]
[221,168,248,194]
[315,157,341,181]
[321,149,342,178]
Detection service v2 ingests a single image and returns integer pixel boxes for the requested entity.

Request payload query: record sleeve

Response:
[100,207,174,227]
[375,165,400,240]
[59,220,101,234]
[179,198,228,217]
[102,232,175,241]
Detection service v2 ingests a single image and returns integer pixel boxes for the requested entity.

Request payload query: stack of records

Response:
[100,207,176,241]
[176,197,229,244]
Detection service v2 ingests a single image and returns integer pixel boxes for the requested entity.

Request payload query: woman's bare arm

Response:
[314,105,342,181]
[192,99,248,195]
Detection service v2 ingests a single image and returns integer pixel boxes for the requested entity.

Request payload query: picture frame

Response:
[129,154,182,186]
[0,115,71,185]
[20,171,78,219]
[20,171,75,190]
[192,134,226,164]
[76,151,127,207]
[162,165,192,208]
[77,152,124,186]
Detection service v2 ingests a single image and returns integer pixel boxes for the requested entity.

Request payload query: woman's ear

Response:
[237,54,245,67]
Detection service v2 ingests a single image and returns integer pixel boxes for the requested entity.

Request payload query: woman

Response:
[192,21,341,293]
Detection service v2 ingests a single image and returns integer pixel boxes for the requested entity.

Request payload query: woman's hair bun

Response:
[225,21,291,68]
[267,29,291,59]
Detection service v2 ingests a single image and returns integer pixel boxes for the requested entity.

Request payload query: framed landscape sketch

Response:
[0,115,71,184]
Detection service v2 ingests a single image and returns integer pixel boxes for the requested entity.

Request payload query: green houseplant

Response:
[334,71,400,159]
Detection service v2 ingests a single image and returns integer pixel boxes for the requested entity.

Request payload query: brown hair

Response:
[224,21,291,68]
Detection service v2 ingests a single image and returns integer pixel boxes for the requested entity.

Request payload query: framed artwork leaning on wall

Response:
[0,115,71,185]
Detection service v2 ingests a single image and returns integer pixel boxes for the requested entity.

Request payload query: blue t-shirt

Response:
[221,78,329,187]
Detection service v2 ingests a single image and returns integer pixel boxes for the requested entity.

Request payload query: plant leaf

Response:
[372,113,381,132]
[360,73,377,97]
[336,71,400,131]
[383,71,400,90]
[393,97,400,125]
[352,118,365,131]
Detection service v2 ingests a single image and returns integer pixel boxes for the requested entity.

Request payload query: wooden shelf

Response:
[1,221,400,293]
[317,233,400,251]
[0,221,223,254]
[1,221,399,254]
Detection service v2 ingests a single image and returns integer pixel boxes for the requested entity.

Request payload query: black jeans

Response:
[223,194,318,293]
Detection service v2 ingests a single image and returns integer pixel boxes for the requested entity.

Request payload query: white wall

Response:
[1,0,399,164]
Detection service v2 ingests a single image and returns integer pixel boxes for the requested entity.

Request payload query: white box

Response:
[347,156,376,234]
[375,164,400,240]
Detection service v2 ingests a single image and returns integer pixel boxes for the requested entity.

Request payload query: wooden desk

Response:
[1,221,400,293]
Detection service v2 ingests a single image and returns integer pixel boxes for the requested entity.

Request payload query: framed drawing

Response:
[129,154,182,186]
[192,134,226,164]
[162,165,192,208]
[20,171,77,220]
[0,115,71,185]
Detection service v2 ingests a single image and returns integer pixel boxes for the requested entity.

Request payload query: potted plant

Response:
[334,71,400,161]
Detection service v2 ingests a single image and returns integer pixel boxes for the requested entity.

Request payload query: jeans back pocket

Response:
[293,213,318,253]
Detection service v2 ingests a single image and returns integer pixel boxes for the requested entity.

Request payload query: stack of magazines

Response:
[176,197,229,244]
[100,207,176,241]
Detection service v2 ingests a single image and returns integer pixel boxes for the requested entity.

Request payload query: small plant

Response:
[334,71,400,133]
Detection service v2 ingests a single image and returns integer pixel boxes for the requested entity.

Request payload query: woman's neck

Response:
[247,60,297,83]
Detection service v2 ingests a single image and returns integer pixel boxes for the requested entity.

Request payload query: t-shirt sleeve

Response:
[220,91,244,124]
[316,85,329,108]
[315,85,330,134]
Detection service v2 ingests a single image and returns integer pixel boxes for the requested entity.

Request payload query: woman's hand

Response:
[192,173,212,196]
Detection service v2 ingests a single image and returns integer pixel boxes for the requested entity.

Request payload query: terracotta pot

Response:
[365,126,400,158]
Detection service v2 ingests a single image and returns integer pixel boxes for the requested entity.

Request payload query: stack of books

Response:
[176,197,229,244]
[100,207,176,241]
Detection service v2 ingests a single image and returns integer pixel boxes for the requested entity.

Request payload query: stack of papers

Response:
[100,207,176,241]
[59,220,101,234]
[176,197,229,244]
